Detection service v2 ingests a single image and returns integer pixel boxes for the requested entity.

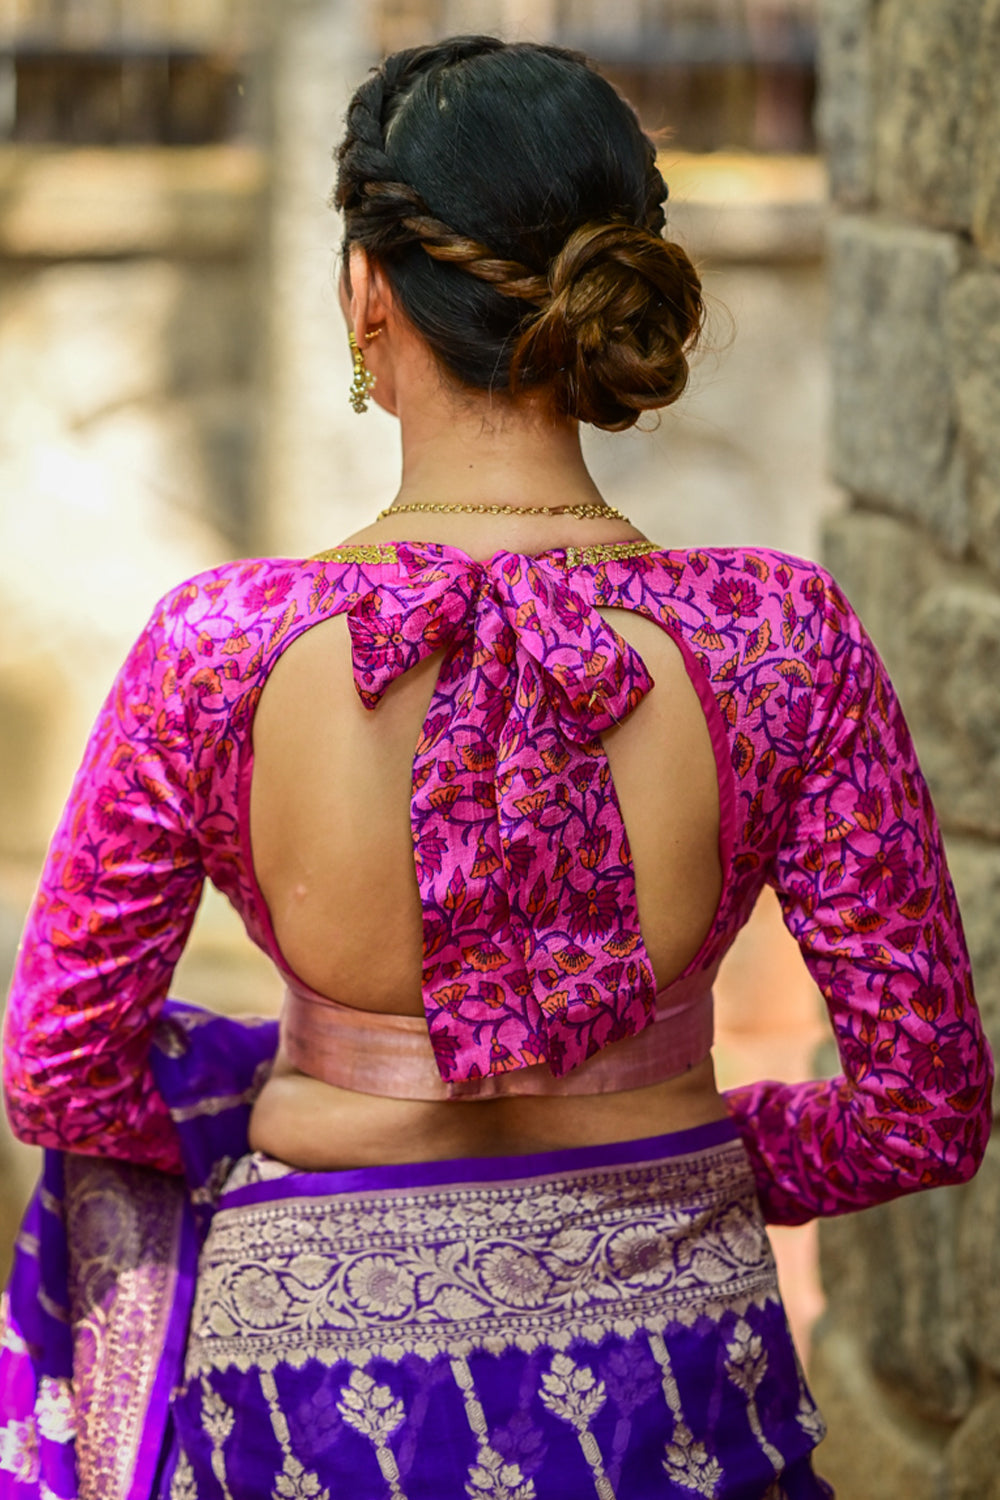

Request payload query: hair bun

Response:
[337,41,700,421]
[511,221,703,431]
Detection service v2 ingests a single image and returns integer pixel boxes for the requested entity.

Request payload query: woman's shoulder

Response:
[632,543,839,599]
[137,552,380,665]
[148,554,328,624]
[619,544,884,768]
[110,556,363,735]
[619,543,864,659]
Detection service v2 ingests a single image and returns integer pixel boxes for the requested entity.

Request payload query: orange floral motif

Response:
[900,887,933,920]
[731,734,754,779]
[858,846,909,902]
[743,618,772,664]
[462,942,507,972]
[553,945,592,976]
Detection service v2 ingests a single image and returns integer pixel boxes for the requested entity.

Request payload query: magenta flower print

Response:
[857,846,911,904]
[567,882,620,942]
[413,833,448,879]
[459,742,496,773]
[732,734,754,779]
[903,1037,969,1094]
[94,785,131,834]
[602,930,641,958]
[785,696,811,742]
[242,571,294,613]
[551,587,591,635]
[504,838,534,879]
[428,1024,461,1075]
[60,853,92,892]
[839,904,886,935]
[347,596,405,667]
[578,829,611,870]
[854,788,884,832]
[462,940,507,972]
[552,943,593,976]
[709,577,762,619]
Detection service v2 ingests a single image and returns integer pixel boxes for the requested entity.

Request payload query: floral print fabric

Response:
[346,547,657,1083]
[2,541,993,1224]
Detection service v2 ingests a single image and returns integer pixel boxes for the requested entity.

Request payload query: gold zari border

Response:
[184,1141,780,1376]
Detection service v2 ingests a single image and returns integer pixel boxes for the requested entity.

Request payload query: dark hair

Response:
[334,37,703,432]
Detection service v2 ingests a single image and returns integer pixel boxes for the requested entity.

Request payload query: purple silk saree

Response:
[0,1004,832,1499]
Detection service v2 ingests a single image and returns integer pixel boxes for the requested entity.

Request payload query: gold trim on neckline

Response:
[310,544,399,565]
[308,540,661,569]
[559,541,661,568]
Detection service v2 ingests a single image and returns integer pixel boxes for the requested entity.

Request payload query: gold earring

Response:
[348,331,377,414]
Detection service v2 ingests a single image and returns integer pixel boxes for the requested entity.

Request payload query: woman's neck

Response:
[390,376,605,514]
[340,322,646,557]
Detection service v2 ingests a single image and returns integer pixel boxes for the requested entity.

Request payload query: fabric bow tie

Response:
[346,551,653,743]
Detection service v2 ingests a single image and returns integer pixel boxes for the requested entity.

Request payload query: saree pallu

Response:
[1,1006,832,1499]
[0,1003,275,1500]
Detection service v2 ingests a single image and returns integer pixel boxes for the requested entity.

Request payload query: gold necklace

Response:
[375,500,631,522]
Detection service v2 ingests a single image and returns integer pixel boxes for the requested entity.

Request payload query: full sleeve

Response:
[2,601,205,1174]
[725,589,993,1224]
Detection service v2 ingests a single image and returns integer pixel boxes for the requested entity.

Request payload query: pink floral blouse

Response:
[3,540,992,1224]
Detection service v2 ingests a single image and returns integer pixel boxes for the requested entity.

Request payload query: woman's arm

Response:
[725,583,993,1224]
[2,598,205,1174]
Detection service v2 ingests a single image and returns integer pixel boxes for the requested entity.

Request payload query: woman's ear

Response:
[341,245,401,416]
[344,245,393,341]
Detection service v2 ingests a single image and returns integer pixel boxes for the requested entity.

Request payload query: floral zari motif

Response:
[169,1135,829,1498]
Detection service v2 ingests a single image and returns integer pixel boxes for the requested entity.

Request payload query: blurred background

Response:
[0,0,835,1352]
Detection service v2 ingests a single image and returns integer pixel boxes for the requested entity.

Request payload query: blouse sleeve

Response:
[724,580,993,1225]
[2,598,205,1175]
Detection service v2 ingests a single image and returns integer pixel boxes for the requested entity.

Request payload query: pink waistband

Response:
[280,966,717,1101]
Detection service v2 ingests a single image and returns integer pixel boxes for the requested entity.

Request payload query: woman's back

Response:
[247,523,730,1169]
[250,538,722,1015]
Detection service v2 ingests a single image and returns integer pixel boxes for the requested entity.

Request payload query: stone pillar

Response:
[812,3,1000,1495]
[257,0,402,556]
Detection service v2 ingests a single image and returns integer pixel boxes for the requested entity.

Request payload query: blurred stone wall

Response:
[810,3,1000,1495]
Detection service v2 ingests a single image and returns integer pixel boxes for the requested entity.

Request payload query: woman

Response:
[1,36,992,1500]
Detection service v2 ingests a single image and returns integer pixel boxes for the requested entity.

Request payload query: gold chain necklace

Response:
[375,500,631,522]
